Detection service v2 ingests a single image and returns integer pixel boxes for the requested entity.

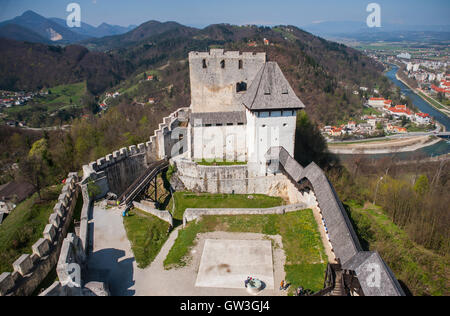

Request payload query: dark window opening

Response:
[220,60,225,69]
[202,59,207,69]
[239,60,243,69]
[282,85,289,94]
[236,82,247,93]
[227,123,234,126]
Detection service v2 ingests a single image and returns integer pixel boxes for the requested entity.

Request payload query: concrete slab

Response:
[195,239,274,290]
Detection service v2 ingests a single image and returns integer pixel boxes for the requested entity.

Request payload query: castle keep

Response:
[187,49,304,175]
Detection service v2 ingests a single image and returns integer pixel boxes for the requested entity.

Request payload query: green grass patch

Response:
[346,201,449,296]
[123,209,170,268]
[164,210,328,293]
[171,192,285,224]
[0,185,62,273]
[196,159,247,166]
[363,107,382,116]
[45,82,86,106]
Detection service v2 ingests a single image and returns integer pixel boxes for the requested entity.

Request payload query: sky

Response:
[0,0,449,28]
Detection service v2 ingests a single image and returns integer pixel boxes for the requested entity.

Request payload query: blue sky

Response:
[0,0,449,28]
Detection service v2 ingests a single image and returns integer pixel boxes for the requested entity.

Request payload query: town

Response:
[322,95,435,140]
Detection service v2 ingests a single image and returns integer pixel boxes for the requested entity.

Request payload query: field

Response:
[0,184,62,273]
[164,210,328,293]
[2,82,86,127]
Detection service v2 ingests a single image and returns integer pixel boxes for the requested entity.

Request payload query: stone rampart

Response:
[82,107,189,198]
[0,173,80,296]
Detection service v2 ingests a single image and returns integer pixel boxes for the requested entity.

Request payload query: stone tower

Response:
[187,49,305,175]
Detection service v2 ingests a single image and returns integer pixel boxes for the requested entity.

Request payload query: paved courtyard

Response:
[86,202,287,296]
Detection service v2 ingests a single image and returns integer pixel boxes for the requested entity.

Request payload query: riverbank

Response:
[395,72,450,119]
[328,135,441,154]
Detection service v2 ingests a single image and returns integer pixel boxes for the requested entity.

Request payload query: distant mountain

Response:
[0,38,132,94]
[0,10,90,43]
[82,20,197,50]
[0,23,51,44]
[49,18,136,38]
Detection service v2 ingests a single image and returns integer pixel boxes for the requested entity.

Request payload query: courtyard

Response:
[86,193,329,296]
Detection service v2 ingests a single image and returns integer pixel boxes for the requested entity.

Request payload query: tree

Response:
[18,155,48,200]
[294,111,339,169]
[414,174,429,195]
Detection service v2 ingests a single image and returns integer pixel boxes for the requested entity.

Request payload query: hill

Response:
[0,21,391,123]
[0,38,132,94]
[0,10,89,44]
[0,23,51,44]
[99,23,388,124]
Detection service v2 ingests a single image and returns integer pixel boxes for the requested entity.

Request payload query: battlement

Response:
[189,49,266,60]
[0,173,80,296]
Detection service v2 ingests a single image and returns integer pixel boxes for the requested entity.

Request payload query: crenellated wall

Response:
[0,173,80,296]
[83,107,189,198]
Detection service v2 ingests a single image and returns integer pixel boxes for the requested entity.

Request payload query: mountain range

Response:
[0,10,136,44]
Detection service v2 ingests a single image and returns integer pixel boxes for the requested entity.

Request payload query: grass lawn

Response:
[164,210,328,293]
[123,208,170,268]
[196,159,247,166]
[170,192,285,225]
[0,185,62,273]
[346,201,449,296]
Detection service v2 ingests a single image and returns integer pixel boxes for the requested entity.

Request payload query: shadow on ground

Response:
[87,248,135,296]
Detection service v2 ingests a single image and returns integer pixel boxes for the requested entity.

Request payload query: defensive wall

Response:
[37,107,189,296]
[265,146,405,296]
[0,173,80,296]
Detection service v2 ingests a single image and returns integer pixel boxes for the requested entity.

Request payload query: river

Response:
[338,65,450,161]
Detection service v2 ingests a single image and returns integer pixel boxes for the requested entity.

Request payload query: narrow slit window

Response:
[202,59,207,69]
[239,60,243,69]
[220,60,225,69]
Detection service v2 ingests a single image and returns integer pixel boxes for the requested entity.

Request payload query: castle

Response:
[187,49,304,175]
[0,49,405,297]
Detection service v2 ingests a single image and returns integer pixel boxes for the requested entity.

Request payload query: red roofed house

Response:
[415,112,431,125]
[368,97,386,108]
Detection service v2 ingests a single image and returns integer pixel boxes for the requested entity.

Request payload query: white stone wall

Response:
[174,158,309,203]
[191,124,247,161]
[246,109,297,175]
